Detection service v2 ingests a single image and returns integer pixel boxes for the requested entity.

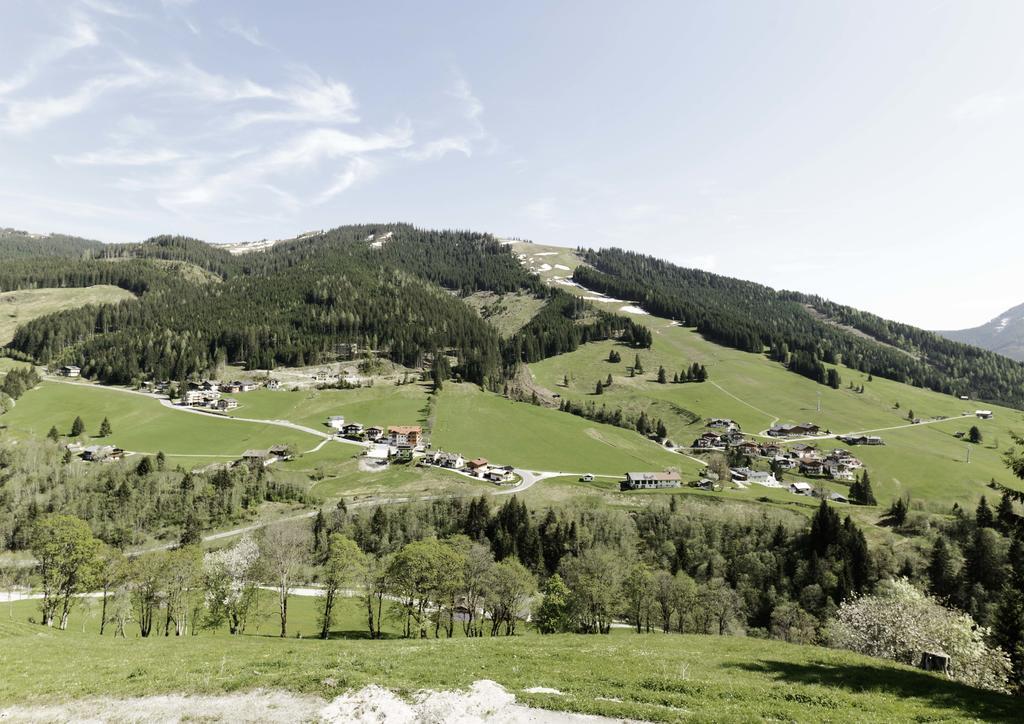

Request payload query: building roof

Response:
[626,471,682,482]
[467,457,489,467]
[388,425,422,435]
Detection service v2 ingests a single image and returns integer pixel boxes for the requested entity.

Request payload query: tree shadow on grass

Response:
[725,658,1018,722]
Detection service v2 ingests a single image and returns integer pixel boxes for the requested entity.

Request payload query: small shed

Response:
[919,650,951,675]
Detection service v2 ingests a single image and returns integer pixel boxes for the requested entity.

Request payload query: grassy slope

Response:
[0,286,135,346]
[0,596,1016,722]
[222,384,430,433]
[432,383,699,476]
[0,382,322,458]
[517,243,1024,510]
[463,291,546,336]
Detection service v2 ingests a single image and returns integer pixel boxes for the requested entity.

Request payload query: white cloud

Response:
[221,18,265,47]
[449,74,483,123]
[314,158,377,204]
[229,69,358,126]
[0,72,146,133]
[80,0,143,18]
[155,125,412,213]
[951,92,1009,122]
[0,16,98,97]
[403,136,472,161]
[55,147,185,166]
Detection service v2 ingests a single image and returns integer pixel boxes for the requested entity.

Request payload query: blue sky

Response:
[1,1,1022,330]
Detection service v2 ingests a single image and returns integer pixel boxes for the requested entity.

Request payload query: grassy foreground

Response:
[0,616,1016,722]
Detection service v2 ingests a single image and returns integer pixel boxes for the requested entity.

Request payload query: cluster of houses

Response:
[181,380,261,411]
[422,451,517,484]
[686,417,872,500]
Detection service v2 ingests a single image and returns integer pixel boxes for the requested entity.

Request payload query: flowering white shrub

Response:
[829,578,1011,692]
[203,535,260,634]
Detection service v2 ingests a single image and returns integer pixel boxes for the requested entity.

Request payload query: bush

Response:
[829,578,1011,692]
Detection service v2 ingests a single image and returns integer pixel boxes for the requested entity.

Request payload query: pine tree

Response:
[656,419,668,440]
[47,426,60,441]
[135,456,154,476]
[889,497,908,526]
[595,380,603,395]
[156,451,166,471]
[605,373,613,387]
[927,537,958,600]
[657,366,667,384]
[996,492,1016,533]
[70,416,85,437]
[968,425,983,444]
[99,417,112,437]
[633,354,644,374]
[672,372,679,383]
[976,495,995,529]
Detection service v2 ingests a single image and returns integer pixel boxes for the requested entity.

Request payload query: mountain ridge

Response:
[939,302,1024,362]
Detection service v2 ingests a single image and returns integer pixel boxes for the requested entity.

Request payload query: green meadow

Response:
[222,383,431,432]
[0,597,1016,722]
[0,381,321,458]
[431,383,699,476]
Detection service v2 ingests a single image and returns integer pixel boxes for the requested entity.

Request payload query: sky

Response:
[1,1,1022,330]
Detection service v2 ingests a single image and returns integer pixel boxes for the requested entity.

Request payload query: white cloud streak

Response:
[0,16,98,97]
[221,18,265,47]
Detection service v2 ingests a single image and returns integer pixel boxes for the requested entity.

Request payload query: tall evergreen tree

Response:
[70,416,85,437]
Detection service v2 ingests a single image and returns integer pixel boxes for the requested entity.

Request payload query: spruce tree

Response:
[605,373,613,388]
[859,470,876,505]
[996,492,1016,533]
[976,495,995,529]
[70,416,85,437]
[633,354,643,374]
[595,380,603,395]
[99,417,112,437]
[657,366,667,384]
[968,425,982,444]
[927,537,958,600]
[47,426,60,441]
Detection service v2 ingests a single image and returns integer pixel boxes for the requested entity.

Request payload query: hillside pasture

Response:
[0,381,323,458]
[0,286,135,346]
[432,383,700,476]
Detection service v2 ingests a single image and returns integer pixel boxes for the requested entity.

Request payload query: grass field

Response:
[0,381,325,459]
[0,286,135,346]
[0,596,1016,722]
[222,384,430,433]
[432,383,700,476]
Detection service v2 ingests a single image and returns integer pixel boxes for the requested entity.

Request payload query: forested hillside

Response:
[574,248,1024,409]
[0,228,105,259]
[0,226,649,387]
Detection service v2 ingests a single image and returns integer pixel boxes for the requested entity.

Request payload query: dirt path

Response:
[0,681,624,723]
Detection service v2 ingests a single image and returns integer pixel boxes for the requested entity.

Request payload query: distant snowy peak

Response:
[938,303,1024,362]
